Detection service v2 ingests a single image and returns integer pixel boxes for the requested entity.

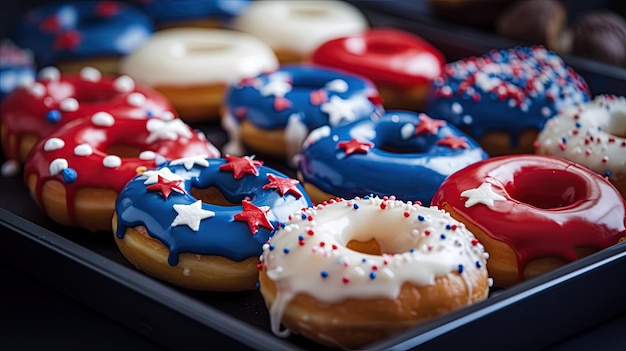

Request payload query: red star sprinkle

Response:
[273,96,292,111]
[233,200,274,235]
[53,30,82,51]
[219,155,263,179]
[39,16,60,32]
[262,174,303,198]
[337,138,374,156]
[310,90,328,105]
[414,114,446,135]
[95,1,120,17]
[436,135,469,149]
[367,93,384,106]
[146,175,186,198]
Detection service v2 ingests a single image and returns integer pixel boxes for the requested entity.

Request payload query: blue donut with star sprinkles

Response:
[114,155,312,290]
[12,1,153,68]
[425,46,590,154]
[221,64,384,164]
[297,111,488,204]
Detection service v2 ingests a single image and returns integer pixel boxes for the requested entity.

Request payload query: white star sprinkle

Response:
[169,155,209,170]
[142,167,182,185]
[321,95,357,126]
[171,200,215,231]
[461,182,506,208]
[260,80,292,98]
[146,119,192,143]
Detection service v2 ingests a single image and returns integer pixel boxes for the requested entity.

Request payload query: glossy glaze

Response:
[298,111,488,204]
[115,157,312,264]
[0,40,35,101]
[431,155,626,283]
[1,67,175,161]
[24,114,220,227]
[13,1,153,66]
[426,46,590,147]
[311,28,445,89]
[134,0,251,25]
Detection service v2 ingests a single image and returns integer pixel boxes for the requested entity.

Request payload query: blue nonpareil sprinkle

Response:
[476,261,482,268]
[440,233,446,239]
[255,282,260,289]
[605,170,611,177]
[417,215,425,221]
[269,244,275,251]
[353,203,359,210]
[458,264,464,274]
[62,168,77,183]
[146,110,154,118]
[283,248,290,254]
[46,109,61,123]
[445,224,451,230]
[298,235,304,241]
[320,271,328,278]
[369,272,376,280]
[301,213,307,220]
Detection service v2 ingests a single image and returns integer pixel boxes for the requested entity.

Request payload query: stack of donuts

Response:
[2,1,626,349]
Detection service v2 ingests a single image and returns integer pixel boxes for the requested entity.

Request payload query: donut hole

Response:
[190,187,240,206]
[505,169,587,209]
[105,143,143,158]
[346,238,382,255]
[340,212,418,255]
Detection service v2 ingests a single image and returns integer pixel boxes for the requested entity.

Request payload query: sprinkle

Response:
[127,92,146,106]
[73,144,93,156]
[380,202,387,209]
[38,66,60,81]
[269,244,275,251]
[79,66,101,82]
[342,277,350,284]
[91,112,115,127]
[403,211,410,218]
[1,160,20,177]
[471,239,479,246]
[139,151,156,160]
[353,203,359,210]
[114,75,135,93]
[320,271,328,278]
[417,215,425,221]
[476,261,482,268]
[440,233,446,239]
[46,110,61,123]
[62,168,77,183]
[283,248,290,254]
[103,155,121,168]
[43,138,65,151]
[458,264,464,274]
[60,98,79,112]
[49,158,68,176]
[256,263,263,270]
[369,272,377,280]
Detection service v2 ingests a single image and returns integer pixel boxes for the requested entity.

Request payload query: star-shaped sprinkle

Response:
[169,155,209,170]
[436,135,469,149]
[262,174,303,198]
[233,199,274,234]
[146,119,192,143]
[415,114,446,135]
[95,1,120,17]
[171,200,215,231]
[321,95,357,126]
[219,155,263,179]
[146,174,186,198]
[461,182,506,209]
[260,80,292,97]
[142,167,181,185]
[54,30,81,51]
[309,90,327,105]
[273,96,292,111]
[337,138,374,156]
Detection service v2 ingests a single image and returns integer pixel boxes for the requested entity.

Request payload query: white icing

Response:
[460,182,506,208]
[49,158,68,176]
[43,138,65,151]
[160,111,175,121]
[221,113,245,156]
[261,196,487,337]
[325,79,348,93]
[60,98,79,112]
[91,112,115,127]
[114,75,135,93]
[171,200,216,231]
[232,0,368,56]
[79,66,101,82]
[119,28,278,86]
[536,95,626,183]
[74,144,93,156]
[29,82,46,97]
[103,155,122,168]
[302,125,331,149]
[38,66,60,81]
[284,114,309,167]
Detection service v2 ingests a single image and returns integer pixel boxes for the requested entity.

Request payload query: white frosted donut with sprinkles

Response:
[536,95,626,197]
[23,112,220,232]
[258,195,490,349]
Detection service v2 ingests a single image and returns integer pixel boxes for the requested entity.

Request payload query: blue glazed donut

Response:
[134,0,251,26]
[0,40,35,101]
[221,64,384,165]
[425,46,590,156]
[12,1,153,70]
[297,111,488,204]
[114,155,312,290]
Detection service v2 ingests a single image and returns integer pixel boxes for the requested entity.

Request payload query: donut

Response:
[12,1,153,74]
[134,0,251,29]
[425,46,591,156]
[572,11,626,68]
[0,40,35,101]
[311,28,446,111]
[24,113,220,232]
[113,155,312,291]
[258,195,490,349]
[221,64,384,166]
[120,28,278,122]
[231,0,368,63]
[535,95,626,198]
[298,111,488,205]
[1,66,175,163]
[431,155,626,288]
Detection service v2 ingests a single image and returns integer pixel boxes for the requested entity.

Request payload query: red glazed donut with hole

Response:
[431,155,626,287]
[24,112,220,232]
[1,66,175,164]
[311,28,445,110]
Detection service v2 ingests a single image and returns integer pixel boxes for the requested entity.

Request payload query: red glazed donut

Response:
[311,28,445,110]
[1,66,175,163]
[431,155,626,287]
[24,112,220,232]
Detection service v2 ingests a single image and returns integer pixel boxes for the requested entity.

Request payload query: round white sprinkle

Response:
[113,75,135,93]
[79,66,101,82]
[325,79,348,93]
[49,158,68,176]
[29,83,46,97]
[400,123,415,140]
[160,111,175,121]
[451,102,463,115]
[139,151,156,160]
[91,111,115,127]
[103,155,121,168]
[127,92,146,107]
[74,144,93,156]
[17,75,35,89]
[44,138,65,151]
[38,66,60,81]
[60,98,79,112]
[1,160,20,177]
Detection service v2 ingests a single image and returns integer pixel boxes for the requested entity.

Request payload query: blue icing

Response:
[115,157,312,265]
[135,0,251,24]
[425,46,590,147]
[12,1,154,67]
[224,64,383,130]
[298,111,488,204]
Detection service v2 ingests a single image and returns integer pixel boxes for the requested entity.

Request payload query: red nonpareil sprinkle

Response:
[256,263,263,270]
[471,239,479,246]
[371,265,378,271]
[424,230,431,236]
[299,239,306,246]
[332,244,338,250]
[380,202,387,209]
[320,242,326,247]
[342,277,350,284]
[307,215,313,221]
[450,224,458,231]
[307,229,314,236]
[403,211,410,218]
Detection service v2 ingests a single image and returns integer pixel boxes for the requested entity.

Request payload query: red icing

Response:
[431,155,626,283]
[0,71,175,162]
[311,28,445,89]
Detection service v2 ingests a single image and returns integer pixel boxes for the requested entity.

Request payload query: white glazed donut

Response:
[258,195,490,349]
[535,94,626,197]
[120,28,278,121]
[231,0,368,63]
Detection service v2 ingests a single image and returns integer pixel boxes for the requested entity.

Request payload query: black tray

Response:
[3,1,626,350]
